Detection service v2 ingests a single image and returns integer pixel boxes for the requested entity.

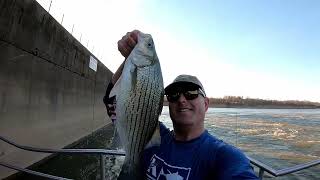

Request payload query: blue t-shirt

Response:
[142,123,259,180]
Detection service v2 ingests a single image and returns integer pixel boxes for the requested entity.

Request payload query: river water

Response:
[161,107,320,179]
[17,107,320,179]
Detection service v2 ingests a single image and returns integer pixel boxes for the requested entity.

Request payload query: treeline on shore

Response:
[163,96,320,109]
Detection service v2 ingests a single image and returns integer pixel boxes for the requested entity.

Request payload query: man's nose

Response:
[177,93,187,103]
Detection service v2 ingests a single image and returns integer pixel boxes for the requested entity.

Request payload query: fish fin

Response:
[109,74,122,98]
[117,171,131,180]
[144,122,161,149]
[117,163,142,180]
[129,65,137,91]
[158,91,164,116]
[110,127,123,149]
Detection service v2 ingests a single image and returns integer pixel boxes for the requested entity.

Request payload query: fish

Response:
[109,32,164,179]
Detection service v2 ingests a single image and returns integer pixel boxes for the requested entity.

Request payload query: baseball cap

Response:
[164,74,206,96]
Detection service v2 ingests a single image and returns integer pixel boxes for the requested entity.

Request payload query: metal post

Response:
[48,0,52,13]
[100,154,106,180]
[235,112,238,146]
[259,168,264,179]
[61,14,64,24]
[71,24,74,34]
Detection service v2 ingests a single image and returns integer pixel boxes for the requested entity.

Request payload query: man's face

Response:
[167,85,209,128]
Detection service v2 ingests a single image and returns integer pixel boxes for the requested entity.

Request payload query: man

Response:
[104,30,259,180]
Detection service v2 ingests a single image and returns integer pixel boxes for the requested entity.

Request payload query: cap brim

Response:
[164,82,201,94]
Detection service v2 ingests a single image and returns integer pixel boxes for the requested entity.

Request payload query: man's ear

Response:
[204,97,209,111]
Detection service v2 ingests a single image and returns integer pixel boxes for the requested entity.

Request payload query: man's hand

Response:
[117,30,140,58]
[112,30,141,84]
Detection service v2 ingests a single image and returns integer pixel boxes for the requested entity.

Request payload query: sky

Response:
[36,0,320,102]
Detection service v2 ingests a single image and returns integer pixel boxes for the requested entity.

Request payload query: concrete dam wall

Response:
[0,0,113,178]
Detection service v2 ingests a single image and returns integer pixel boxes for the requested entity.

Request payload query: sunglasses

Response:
[166,89,205,102]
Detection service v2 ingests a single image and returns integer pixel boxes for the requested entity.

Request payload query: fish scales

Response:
[126,67,161,163]
[138,73,156,154]
[128,76,147,163]
[132,71,160,150]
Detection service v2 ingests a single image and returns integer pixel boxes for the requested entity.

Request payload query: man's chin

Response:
[173,118,194,126]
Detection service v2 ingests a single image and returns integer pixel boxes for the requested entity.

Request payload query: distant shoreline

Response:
[163,96,320,109]
[207,104,320,109]
[163,103,320,109]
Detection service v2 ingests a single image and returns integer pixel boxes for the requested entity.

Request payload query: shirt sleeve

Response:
[103,82,116,117]
[215,144,260,180]
[159,122,170,136]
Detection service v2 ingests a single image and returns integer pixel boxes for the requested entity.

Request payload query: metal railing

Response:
[247,156,320,178]
[0,161,72,180]
[1,135,319,180]
[0,135,125,180]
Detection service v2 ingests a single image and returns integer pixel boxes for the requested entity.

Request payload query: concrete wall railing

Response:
[0,0,113,178]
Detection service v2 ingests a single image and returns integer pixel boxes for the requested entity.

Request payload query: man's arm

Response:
[215,145,260,180]
[103,30,140,119]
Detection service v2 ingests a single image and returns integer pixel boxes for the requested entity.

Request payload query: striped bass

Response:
[110,32,164,179]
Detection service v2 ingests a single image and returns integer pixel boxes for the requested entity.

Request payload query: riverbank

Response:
[163,102,320,109]
[208,104,320,109]
[163,96,320,109]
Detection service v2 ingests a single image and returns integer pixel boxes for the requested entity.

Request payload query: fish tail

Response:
[117,163,143,180]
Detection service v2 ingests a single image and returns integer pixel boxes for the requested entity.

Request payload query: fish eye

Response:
[147,43,153,48]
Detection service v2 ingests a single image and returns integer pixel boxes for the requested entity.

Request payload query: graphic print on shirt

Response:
[146,155,191,180]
